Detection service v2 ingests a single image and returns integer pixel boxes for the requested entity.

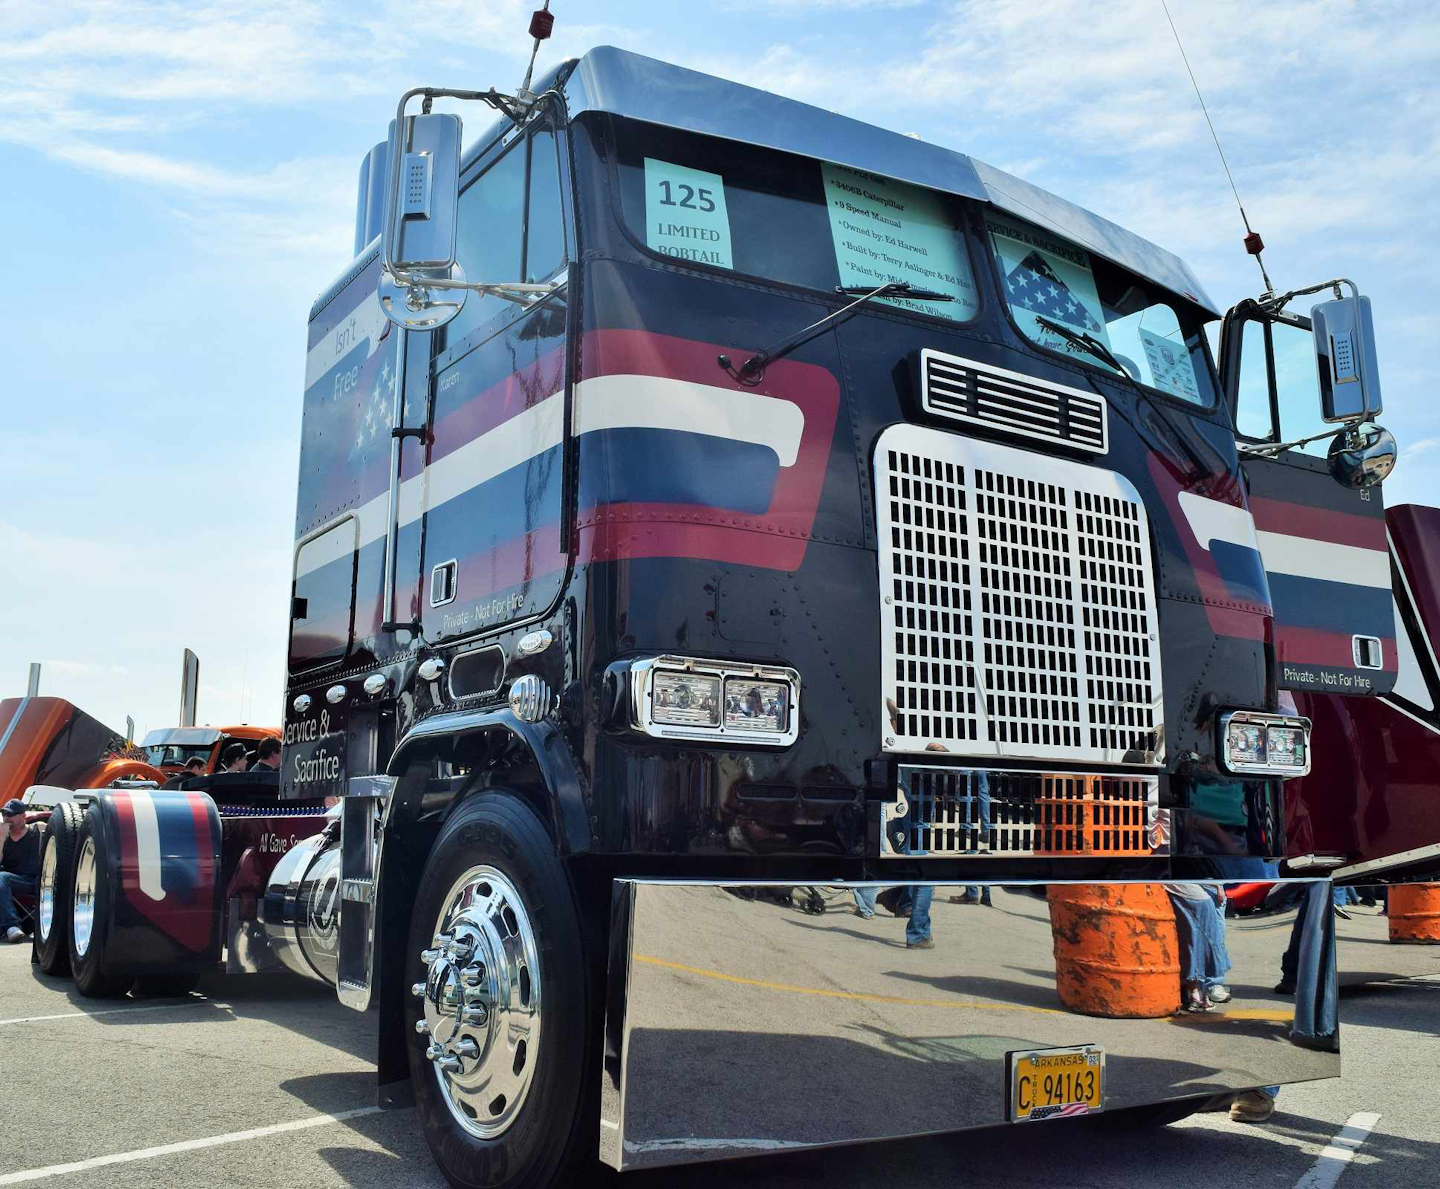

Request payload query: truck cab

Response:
[270,46,1396,1189]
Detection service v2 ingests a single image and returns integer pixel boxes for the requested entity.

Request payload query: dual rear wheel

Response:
[33,800,199,999]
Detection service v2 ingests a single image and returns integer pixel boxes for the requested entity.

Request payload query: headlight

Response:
[1219,711,1311,776]
[1265,725,1307,769]
[724,678,789,733]
[1225,722,1265,768]
[629,656,800,746]
[651,672,721,727]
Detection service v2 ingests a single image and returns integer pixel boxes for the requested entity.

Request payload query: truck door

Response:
[1222,301,1396,696]
[418,115,571,646]
[292,254,402,673]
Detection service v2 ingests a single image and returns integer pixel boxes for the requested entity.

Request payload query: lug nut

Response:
[435,1054,462,1074]
[411,982,426,998]
[461,964,486,988]
[432,931,453,948]
[415,1018,430,1035]
[426,1042,444,1061]
[454,1037,480,1059]
[419,948,441,965]
[462,1005,489,1026]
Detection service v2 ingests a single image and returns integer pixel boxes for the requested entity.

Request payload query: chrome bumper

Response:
[600,879,1338,1172]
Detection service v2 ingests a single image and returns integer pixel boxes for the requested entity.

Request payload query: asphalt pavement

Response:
[0,904,1435,1189]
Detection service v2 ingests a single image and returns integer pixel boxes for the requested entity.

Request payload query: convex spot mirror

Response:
[1312,295,1382,423]
[1327,422,1396,489]
[379,111,467,330]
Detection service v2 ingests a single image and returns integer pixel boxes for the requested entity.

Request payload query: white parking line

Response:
[1293,1112,1381,1189]
[0,1000,206,1026]
[0,1107,383,1184]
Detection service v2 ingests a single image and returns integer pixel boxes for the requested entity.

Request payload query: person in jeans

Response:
[1,799,41,943]
[906,884,935,949]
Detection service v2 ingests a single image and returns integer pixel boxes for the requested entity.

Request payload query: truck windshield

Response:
[611,118,981,324]
[145,744,211,768]
[986,214,1217,407]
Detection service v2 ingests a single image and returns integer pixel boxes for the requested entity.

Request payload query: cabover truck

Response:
[160,46,1405,1188]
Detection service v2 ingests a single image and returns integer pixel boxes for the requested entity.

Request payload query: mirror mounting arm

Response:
[1259,277,1356,315]
[1236,428,1341,459]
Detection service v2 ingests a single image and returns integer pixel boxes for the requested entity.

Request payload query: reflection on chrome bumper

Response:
[600,879,1338,1172]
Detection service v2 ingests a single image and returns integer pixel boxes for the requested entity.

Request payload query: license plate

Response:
[1007,1044,1105,1121]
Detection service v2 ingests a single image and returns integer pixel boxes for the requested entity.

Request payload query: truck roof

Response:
[319,47,1217,322]
[558,47,1216,314]
[140,725,280,748]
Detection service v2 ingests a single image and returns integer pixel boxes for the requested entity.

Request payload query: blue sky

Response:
[3,0,1437,736]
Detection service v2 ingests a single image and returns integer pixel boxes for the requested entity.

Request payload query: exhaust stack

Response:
[180,649,200,727]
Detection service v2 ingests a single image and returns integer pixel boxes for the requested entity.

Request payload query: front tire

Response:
[35,802,84,975]
[68,806,129,998]
[407,794,605,1189]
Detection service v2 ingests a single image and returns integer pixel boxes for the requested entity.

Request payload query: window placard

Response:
[1138,327,1200,403]
[644,158,733,268]
[988,216,1111,354]
[821,163,978,319]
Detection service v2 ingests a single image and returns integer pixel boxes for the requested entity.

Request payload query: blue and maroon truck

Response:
[37,42,1408,1189]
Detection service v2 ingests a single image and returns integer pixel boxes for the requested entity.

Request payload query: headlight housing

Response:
[1218,711,1311,776]
[628,656,800,746]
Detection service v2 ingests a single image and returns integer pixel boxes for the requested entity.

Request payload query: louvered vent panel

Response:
[878,425,1162,766]
[879,767,1162,858]
[922,349,1108,454]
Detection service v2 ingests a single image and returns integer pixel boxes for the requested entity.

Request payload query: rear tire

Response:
[407,794,609,1189]
[131,973,201,998]
[68,806,129,998]
[35,802,84,975]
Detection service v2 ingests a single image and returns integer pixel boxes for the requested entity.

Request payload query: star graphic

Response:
[1014,271,1030,288]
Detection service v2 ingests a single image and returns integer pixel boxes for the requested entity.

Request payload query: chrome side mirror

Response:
[379,110,468,330]
[1327,422,1396,489]
[1312,295,1382,422]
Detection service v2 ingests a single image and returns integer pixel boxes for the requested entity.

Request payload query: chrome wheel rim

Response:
[416,866,541,1139]
[73,837,97,957]
[38,838,57,940]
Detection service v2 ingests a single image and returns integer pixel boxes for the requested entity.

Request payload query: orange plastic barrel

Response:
[1047,884,1181,1017]
[1388,884,1440,943]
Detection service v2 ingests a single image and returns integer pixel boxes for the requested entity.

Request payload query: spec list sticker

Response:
[822,163,979,320]
[1139,327,1200,403]
[988,216,1110,356]
[644,158,733,268]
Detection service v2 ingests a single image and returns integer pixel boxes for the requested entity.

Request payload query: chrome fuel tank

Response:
[261,823,341,986]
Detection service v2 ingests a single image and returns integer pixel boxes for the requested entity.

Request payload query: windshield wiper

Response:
[835,284,956,300]
[1033,314,1133,381]
[720,282,954,383]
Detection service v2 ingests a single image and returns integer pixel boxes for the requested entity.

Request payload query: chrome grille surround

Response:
[921,348,1108,454]
[877,425,1163,766]
[880,765,1166,858]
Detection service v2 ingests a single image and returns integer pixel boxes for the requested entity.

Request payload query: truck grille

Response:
[877,424,1162,766]
[921,349,1108,454]
[880,766,1164,858]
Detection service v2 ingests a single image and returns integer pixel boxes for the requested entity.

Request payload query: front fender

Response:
[386,708,591,856]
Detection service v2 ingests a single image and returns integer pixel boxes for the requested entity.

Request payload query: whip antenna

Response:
[1159,0,1274,299]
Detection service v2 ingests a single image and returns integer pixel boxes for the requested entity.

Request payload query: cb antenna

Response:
[519,3,555,100]
[1159,0,1275,301]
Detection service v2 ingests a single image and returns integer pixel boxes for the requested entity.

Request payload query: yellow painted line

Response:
[635,956,1295,1024]
[635,954,1065,1015]
[1179,1007,1294,1023]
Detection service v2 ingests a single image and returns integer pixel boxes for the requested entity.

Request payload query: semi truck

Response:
[35,43,1405,1189]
